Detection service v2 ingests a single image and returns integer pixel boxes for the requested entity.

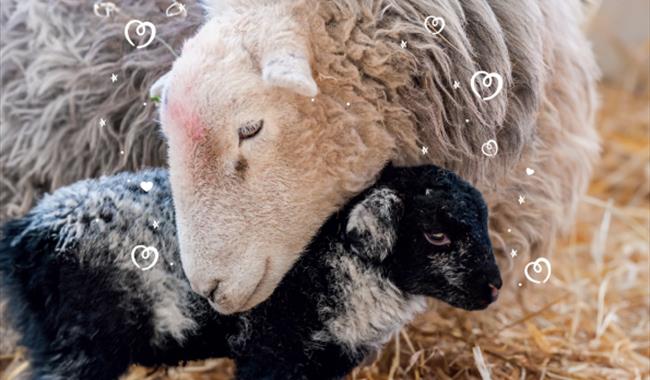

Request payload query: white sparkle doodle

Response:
[124,20,156,49]
[93,2,118,18]
[165,2,187,18]
[424,16,445,35]
[130,245,159,271]
[481,139,498,157]
[470,71,504,101]
[524,257,552,284]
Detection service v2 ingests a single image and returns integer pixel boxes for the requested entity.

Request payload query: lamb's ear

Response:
[261,48,318,97]
[150,72,170,102]
[345,188,403,261]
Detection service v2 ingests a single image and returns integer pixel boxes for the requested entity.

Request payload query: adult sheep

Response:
[0,0,599,316]
[153,0,599,314]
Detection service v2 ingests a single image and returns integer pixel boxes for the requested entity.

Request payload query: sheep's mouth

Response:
[237,256,271,311]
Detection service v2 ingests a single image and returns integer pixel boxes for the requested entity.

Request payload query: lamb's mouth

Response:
[237,256,271,311]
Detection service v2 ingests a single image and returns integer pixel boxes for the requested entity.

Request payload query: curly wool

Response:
[0,0,204,219]
[305,0,600,261]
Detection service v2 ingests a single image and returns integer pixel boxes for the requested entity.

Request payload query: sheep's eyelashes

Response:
[238,120,264,142]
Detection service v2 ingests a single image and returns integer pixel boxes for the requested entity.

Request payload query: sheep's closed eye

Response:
[424,232,450,246]
[238,120,264,142]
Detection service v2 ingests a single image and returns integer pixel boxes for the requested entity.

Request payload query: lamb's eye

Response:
[238,120,264,141]
[424,232,450,246]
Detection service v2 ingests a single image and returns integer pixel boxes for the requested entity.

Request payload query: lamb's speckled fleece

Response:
[0,165,501,379]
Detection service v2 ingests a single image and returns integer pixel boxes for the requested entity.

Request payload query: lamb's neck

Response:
[313,249,427,354]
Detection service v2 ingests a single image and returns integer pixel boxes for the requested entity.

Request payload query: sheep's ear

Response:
[150,72,170,101]
[345,188,403,261]
[261,49,318,97]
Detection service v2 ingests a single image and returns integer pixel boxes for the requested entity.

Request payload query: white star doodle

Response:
[152,220,159,229]
[518,195,526,205]
[421,146,429,155]
[110,73,118,83]
[510,249,518,258]
[400,40,407,49]
[99,118,107,128]
[452,81,460,89]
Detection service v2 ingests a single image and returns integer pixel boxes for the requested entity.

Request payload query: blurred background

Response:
[1,0,648,379]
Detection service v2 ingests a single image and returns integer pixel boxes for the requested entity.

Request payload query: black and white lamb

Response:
[0,164,502,380]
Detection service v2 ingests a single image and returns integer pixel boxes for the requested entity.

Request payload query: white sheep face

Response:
[155,9,394,314]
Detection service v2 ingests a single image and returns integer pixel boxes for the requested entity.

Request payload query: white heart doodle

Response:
[124,20,156,49]
[424,16,446,35]
[526,167,535,176]
[470,71,504,101]
[481,139,498,157]
[166,2,187,18]
[130,245,159,271]
[93,2,118,18]
[140,181,153,192]
[524,257,552,284]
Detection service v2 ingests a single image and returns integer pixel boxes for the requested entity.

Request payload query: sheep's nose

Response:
[488,283,500,302]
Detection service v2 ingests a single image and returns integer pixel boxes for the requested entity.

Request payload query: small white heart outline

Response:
[523,257,552,284]
[140,181,153,192]
[481,139,498,158]
[124,19,156,49]
[470,71,504,101]
[130,245,159,271]
[424,16,446,35]
[526,168,535,176]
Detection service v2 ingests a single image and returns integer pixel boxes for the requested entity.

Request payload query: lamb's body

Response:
[1,167,500,380]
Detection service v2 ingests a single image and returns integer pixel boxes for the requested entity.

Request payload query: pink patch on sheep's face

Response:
[167,101,206,141]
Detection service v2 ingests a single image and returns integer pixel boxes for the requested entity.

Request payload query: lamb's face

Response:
[153,7,393,314]
[383,166,502,311]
